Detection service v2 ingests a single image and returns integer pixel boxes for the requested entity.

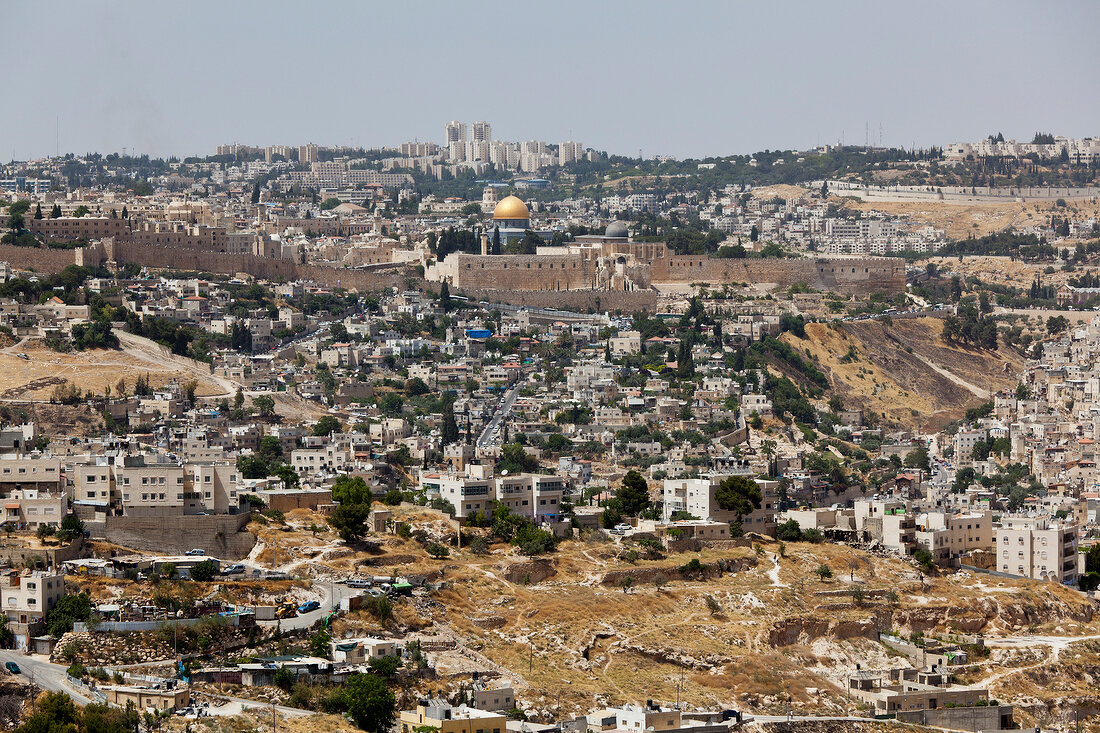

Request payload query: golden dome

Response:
[493,195,530,221]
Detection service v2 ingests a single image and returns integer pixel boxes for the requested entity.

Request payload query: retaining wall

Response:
[102,513,255,559]
[0,537,85,567]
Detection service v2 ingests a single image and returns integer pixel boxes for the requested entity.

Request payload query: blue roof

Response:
[465,329,492,339]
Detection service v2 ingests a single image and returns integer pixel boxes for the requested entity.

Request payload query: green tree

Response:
[16,691,81,733]
[367,654,401,679]
[274,666,296,691]
[616,470,651,516]
[252,395,276,417]
[1085,543,1100,574]
[332,475,372,505]
[714,475,762,525]
[329,504,371,542]
[441,399,460,446]
[313,415,341,436]
[56,514,85,542]
[275,464,300,490]
[903,446,930,472]
[775,519,802,542]
[425,542,450,560]
[320,197,341,210]
[189,560,217,582]
[46,593,92,637]
[342,673,396,733]
[439,280,452,312]
[310,629,332,658]
[498,442,538,473]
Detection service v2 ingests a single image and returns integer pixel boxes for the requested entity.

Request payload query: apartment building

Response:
[661,475,777,535]
[1,569,65,650]
[291,446,352,475]
[189,464,241,514]
[2,489,65,529]
[117,463,186,516]
[0,457,63,494]
[996,516,1078,584]
[494,474,564,522]
[422,466,493,519]
[915,511,994,564]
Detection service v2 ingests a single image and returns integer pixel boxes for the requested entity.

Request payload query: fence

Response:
[73,614,244,633]
[66,674,108,704]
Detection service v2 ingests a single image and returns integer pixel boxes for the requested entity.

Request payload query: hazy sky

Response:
[6,0,1098,161]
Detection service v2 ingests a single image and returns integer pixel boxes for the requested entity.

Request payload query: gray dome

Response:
[605,221,628,238]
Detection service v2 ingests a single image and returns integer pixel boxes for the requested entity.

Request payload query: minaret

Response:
[480,229,489,256]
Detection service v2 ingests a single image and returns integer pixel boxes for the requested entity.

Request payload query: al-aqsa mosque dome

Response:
[604,220,629,239]
[492,195,530,229]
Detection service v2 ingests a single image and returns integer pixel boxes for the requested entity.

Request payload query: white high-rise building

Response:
[559,141,584,165]
[445,121,468,145]
[469,140,490,162]
[298,143,318,165]
[522,140,547,156]
[472,121,492,143]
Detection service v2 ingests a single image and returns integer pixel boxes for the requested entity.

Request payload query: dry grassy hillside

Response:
[0,331,231,402]
[246,508,1095,720]
[781,317,1023,430]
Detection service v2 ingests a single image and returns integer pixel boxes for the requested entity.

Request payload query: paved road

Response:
[255,578,357,631]
[478,383,521,447]
[0,649,93,705]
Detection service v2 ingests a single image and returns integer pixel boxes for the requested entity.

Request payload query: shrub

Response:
[775,519,803,542]
[364,594,393,623]
[679,558,708,579]
[425,542,450,560]
[514,526,558,555]
[273,666,296,691]
[814,564,833,580]
[704,595,721,615]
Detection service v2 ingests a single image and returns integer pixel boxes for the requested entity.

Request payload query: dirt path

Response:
[767,556,788,588]
[115,331,239,396]
[906,349,990,398]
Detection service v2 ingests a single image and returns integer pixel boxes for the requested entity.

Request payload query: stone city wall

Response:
[458,287,658,313]
[661,256,905,295]
[451,253,596,290]
[0,243,81,272]
[105,241,411,291]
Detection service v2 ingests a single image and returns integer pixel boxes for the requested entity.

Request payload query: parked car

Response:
[5,662,20,674]
[221,564,246,575]
[185,549,205,556]
[347,579,371,589]
[298,601,320,613]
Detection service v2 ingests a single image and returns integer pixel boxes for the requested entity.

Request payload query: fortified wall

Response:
[457,287,657,313]
[450,253,596,291]
[662,255,905,295]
